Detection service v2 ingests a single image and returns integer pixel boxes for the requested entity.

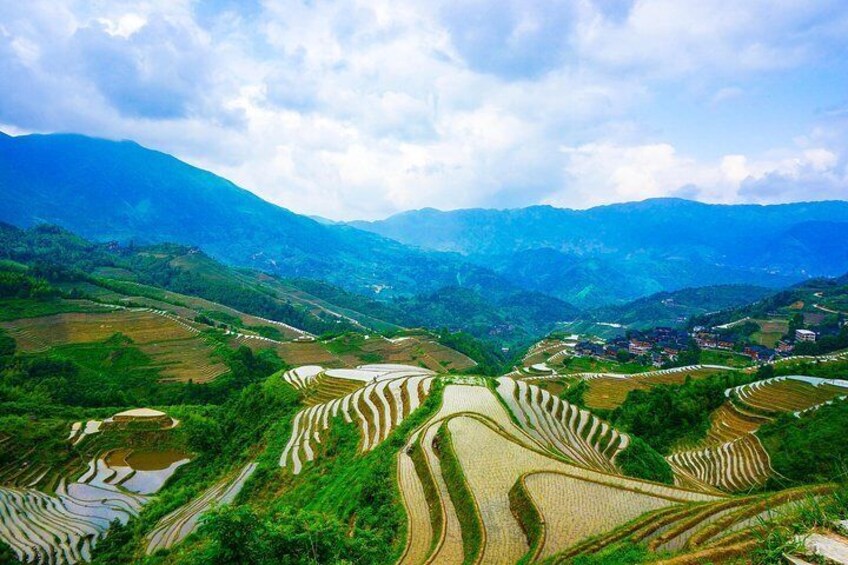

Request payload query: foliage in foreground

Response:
[158,383,446,565]
[87,368,300,564]
[200,505,380,565]
[570,541,649,565]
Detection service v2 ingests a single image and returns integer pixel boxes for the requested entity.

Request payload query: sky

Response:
[1,1,847,220]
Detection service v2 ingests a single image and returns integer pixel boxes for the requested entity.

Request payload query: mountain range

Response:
[3,131,848,314]
[352,199,848,306]
[0,132,506,299]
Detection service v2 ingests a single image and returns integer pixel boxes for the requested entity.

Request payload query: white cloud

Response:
[544,141,848,209]
[96,13,146,38]
[0,0,846,219]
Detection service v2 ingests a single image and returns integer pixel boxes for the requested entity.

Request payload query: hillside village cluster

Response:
[572,320,841,367]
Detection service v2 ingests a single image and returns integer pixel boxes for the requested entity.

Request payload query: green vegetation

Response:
[0,223,580,351]
[588,284,771,330]
[88,373,301,564]
[0,541,17,564]
[774,358,848,380]
[570,541,649,565]
[744,484,848,564]
[759,398,848,485]
[609,372,752,454]
[436,330,508,375]
[616,436,675,485]
[436,423,482,564]
[700,348,753,368]
[794,325,848,356]
[0,329,282,408]
[509,479,543,563]
[4,207,848,563]
[408,440,443,553]
[0,269,55,299]
[0,296,108,321]
[201,504,381,565]
[560,379,589,407]
[556,355,649,375]
[390,286,577,349]
[137,381,446,565]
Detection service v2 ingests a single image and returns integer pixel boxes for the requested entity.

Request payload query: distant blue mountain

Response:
[352,199,848,307]
[3,131,846,310]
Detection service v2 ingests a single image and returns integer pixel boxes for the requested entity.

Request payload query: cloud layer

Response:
[1,0,847,219]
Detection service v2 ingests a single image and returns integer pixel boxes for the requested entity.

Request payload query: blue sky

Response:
[1,1,847,219]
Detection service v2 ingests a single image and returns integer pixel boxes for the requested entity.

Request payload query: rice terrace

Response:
[4,1,848,563]
[2,128,848,565]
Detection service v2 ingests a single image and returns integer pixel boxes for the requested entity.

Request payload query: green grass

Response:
[759,397,848,485]
[569,541,650,564]
[408,439,443,554]
[0,297,109,321]
[245,325,284,341]
[322,332,366,355]
[616,436,674,485]
[700,348,754,368]
[509,478,543,564]
[436,422,482,564]
[557,356,651,375]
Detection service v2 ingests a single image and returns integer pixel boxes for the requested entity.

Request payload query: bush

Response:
[759,397,848,484]
[560,379,588,407]
[616,436,674,485]
[201,504,381,565]
[609,372,751,454]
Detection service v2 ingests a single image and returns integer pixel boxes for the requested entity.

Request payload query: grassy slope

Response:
[139,382,446,565]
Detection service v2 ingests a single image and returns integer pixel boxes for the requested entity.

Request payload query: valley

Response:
[2,236,848,563]
[1,135,848,565]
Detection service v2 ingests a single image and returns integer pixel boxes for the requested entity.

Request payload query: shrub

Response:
[616,436,674,485]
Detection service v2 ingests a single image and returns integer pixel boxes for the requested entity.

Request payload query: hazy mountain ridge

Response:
[352,199,848,306]
[3,132,848,311]
[584,284,774,329]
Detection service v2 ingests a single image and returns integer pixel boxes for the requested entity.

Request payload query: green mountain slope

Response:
[0,132,513,300]
[0,223,572,354]
[585,284,773,329]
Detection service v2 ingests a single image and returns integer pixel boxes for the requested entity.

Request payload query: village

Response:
[568,317,845,368]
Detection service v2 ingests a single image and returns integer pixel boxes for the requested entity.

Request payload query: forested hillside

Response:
[353,200,848,306]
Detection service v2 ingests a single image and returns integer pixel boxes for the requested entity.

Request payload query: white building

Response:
[796,328,817,342]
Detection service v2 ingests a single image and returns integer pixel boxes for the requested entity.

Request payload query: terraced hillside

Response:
[524,364,733,410]
[266,332,477,372]
[665,374,848,494]
[145,462,257,555]
[0,304,228,383]
[0,419,189,564]
[728,375,848,414]
[392,375,846,563]
[278,365,437,474]
[4,350,846,564]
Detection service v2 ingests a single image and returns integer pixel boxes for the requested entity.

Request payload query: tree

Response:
[201,505,266,565]
[675,340,701,366]
[787,312,805,339]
